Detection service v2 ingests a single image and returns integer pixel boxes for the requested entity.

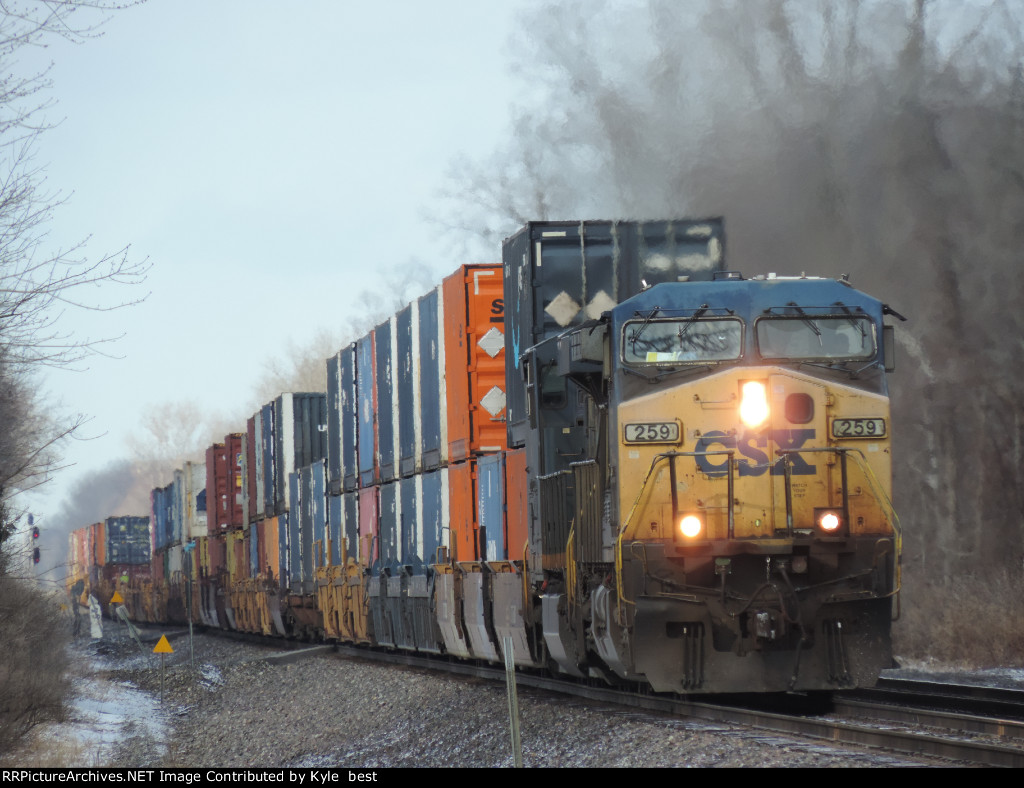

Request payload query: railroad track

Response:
[333,644,1024,767]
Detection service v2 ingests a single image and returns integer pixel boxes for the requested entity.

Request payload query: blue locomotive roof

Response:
[611,276,884,325]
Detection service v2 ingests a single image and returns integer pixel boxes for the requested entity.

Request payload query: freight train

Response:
[67,219,903,694]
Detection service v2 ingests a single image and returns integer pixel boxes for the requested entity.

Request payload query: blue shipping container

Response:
[377,482,400,575]
[477,453,506,561]
[375,320,396,483]
[326,352,341,494]
[418,287,444,470]
[356,334,376,487]
[339,345,359,492]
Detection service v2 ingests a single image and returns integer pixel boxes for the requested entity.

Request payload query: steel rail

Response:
[332,644,1024,767]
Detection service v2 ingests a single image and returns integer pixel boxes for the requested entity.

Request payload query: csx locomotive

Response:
[69,219,902,694]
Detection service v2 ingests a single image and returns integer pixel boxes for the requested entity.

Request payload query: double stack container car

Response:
[70,219,901,696]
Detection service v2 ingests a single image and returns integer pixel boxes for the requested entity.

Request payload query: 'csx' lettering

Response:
[695,429,817,476]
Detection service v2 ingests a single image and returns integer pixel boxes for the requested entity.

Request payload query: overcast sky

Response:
[21,0,535,521]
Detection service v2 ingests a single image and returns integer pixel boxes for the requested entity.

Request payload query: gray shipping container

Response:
[326,352,341,494]
[356,334,376,488]
[502,219,726,446]
[328,494,342,566]
[377,481,400,575]
[375,319,397,483]
[399,475,418,570]
[417,286,446,471]
[260,403,275,516]
[343,491,359,564]
[477,452,505,561]
[273,392,328,515]
[339,345,359,492]
[397,303,420,477]
[287,472,300,593]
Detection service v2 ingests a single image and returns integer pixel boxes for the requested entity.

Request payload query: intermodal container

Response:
[339,345,359,492]
[397,303,420,477]
[88,521,105,567]
[375,319,397,483]
[505,449,529,561]
[298,461,326,590]
[105,515,151,566]
[377,482,399,574]
[443,264,507,461]
[151,484,175,551]
[207,434,244,530]
[502,219,726,445]
[245,417,258,524]
[278,511,289,593]
[249,523,259,578]
[205,532,227,579]
[358,486,378,565]
[326,351,341,493]
[260,402,275,515]
[227,434,244,526]
[417,286,446,471]
[343,492,358,564]
[447,460,477,562]
[310,460,327,571]
[273,392,328,515]
[477,453,505,561]
[328,495,342,566]
[259,516,283,586]
[288,472,300,593]
[356,333,376,488]
[399,476,417,569]
[174,461,207,540]
[420,468,448,567]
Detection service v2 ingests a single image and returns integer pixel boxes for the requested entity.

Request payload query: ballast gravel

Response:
[39,627,957,768]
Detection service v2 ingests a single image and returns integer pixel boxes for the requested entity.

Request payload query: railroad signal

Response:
[32,547,39,564]
[32,526,39,539]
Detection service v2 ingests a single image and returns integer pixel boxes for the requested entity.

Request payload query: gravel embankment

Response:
[42,627,952,768]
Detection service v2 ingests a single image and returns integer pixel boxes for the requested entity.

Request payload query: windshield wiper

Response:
[676,303,709,345]
[831,301,867,340]
[787,302,822,347]
[629,307,661,349]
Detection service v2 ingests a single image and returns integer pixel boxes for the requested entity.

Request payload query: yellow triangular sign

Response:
[153,635,174,654]
[110,591,124,604]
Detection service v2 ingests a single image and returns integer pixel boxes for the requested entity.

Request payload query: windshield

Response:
[623,318,743,364]
[756,316,875,361]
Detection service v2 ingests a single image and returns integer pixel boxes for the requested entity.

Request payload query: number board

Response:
[831,418,886,439]
[624,421,681,445]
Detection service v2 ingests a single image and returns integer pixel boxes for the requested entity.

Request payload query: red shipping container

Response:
[207,433,245,534]
[357,486,378,565]
[443,265,507,462]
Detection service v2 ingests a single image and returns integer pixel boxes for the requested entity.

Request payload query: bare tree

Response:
[0,1,149,531]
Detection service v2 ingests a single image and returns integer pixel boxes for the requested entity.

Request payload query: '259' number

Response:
[624,422,680,444]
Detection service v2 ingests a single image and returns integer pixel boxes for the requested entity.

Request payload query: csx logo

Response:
[695,429,817,477]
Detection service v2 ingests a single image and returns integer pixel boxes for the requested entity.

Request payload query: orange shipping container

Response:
[505,449,529,562]
[447,460,478,562]
[443,265,507,462]
[89,521,106,567]
[259,517,281,584]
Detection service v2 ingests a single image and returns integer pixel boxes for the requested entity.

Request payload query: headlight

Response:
[739,380,769,428]
[814,507,846,535]
[679,514,703,539]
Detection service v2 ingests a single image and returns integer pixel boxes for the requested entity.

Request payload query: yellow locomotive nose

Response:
[739,380,769,427]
